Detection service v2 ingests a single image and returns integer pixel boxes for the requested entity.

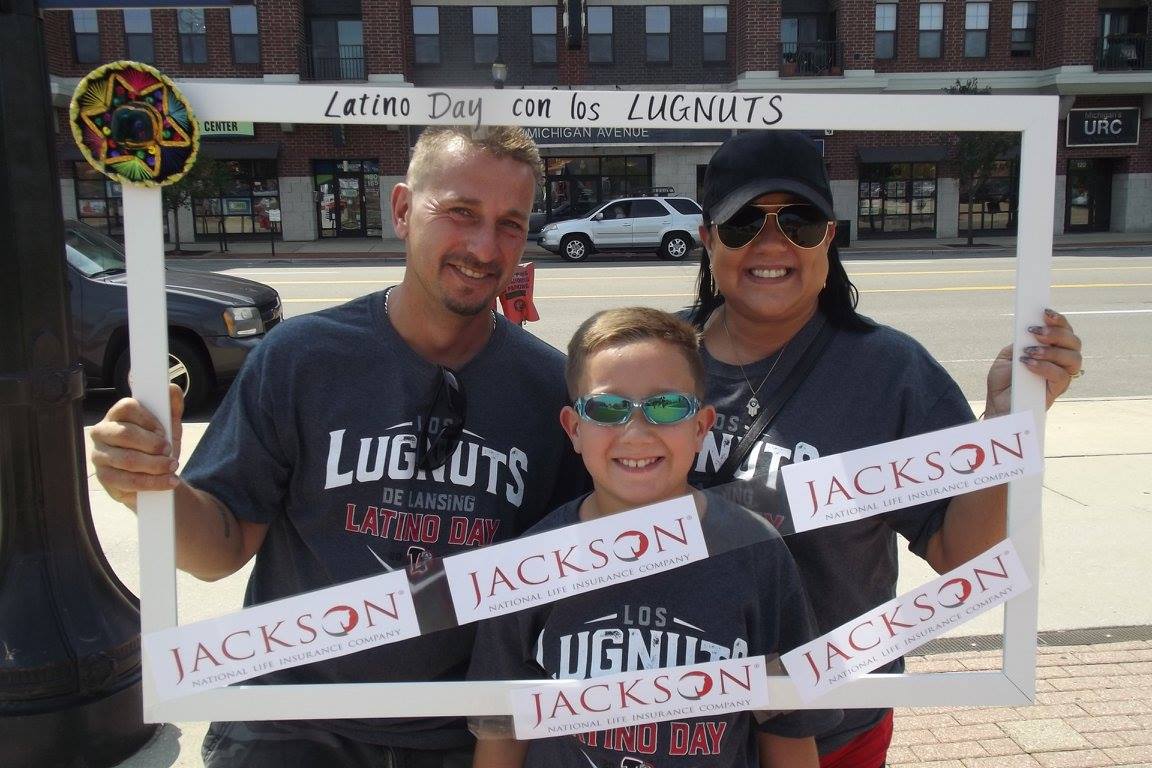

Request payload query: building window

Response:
[532,6,557,64]
[178,9,208,65]
[919,3,944,58]
[123,9,153,63]
[1011,1,1036,56]
[72,10,99,64]
[965,2,990,57]
[702,6,727,63]
[858,162,938,237]
[193,159,281,237]
[875,4,897,60]
[540,156,653,220]
[473,7,499,64]
[413,7,440,64]
[308,19,364,80]
[230,6,260,64]
[588,7,613,63]
[646,6,670,63]
[73,162,123,237]
[959,159,1018,233]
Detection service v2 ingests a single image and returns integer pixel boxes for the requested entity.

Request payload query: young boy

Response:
[467,307,838,768]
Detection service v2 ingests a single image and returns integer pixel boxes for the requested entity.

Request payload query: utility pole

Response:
[0,1,157,765]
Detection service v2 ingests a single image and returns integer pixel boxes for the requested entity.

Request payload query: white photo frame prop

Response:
[124,85,1055,724]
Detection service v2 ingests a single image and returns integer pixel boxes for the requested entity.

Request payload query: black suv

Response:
[65,221,282,408]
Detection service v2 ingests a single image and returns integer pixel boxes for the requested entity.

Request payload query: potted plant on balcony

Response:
[781,51,798,77]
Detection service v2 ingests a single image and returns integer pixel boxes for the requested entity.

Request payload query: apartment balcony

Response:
[779,40,843,77]
[301,44,365,81]
[1095,34,1152,71]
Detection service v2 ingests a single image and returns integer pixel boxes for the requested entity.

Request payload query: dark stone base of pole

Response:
[0,681,158,768]
[0,3,157,768]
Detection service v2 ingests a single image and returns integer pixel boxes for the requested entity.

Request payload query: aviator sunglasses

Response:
[416,366,467,471]
[574,392,701,426]
[714,203,832,250]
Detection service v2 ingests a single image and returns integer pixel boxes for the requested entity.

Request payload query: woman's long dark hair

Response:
[687,242,876,333]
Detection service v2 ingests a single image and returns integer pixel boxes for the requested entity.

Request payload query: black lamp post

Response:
[491,59,508,89]
[0,2,157,765]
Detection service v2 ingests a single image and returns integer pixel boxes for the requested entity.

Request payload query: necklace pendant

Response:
[746,396,761,417]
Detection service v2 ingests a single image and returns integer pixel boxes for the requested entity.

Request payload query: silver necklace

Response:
[384,286,497,332]
[720,307,789,418]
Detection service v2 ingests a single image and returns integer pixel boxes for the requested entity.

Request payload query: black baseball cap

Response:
[701,131,835,225]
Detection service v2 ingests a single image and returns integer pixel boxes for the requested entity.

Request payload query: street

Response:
[194,248,1152,402]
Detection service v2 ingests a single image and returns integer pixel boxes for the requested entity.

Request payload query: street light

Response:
[491,59,508,89]
[0,2,156,765]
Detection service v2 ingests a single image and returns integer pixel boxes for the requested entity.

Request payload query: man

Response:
[90,126,587,767]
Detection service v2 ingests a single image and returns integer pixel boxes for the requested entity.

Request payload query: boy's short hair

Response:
[408,126,544,190]
[566,307,706,399]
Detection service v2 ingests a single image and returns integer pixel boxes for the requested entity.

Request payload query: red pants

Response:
[819,711,894,768]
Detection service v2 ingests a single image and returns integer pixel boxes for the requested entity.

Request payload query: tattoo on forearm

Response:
[219,508,231,539]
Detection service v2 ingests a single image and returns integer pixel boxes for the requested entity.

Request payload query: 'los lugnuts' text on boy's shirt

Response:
[469,492,840,768]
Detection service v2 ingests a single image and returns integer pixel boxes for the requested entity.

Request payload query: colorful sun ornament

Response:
[70,61,200,188]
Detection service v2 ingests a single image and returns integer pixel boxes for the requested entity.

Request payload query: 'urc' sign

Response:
[1066,107,1141,147]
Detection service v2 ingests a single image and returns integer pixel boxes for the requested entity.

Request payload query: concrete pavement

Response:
[90,396,1151,767]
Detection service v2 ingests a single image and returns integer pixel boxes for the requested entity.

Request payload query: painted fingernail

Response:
[1019,355,1038,366]
[1027,325,1046,335]
[1024,346,1043,356]
[1044,308,1058,318]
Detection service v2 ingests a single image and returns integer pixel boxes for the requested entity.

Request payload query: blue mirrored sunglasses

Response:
[574,392,701,426]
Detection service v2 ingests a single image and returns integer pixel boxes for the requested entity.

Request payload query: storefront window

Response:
[313,159,381,238]
[537,155,654,222]
[858,161,937,237]
[193,159,281,237]
[73,162,124,237]
[958,159,1018,233]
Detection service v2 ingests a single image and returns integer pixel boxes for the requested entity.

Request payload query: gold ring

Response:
[1071,369,1085,379]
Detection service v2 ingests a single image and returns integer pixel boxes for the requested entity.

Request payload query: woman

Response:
[685,131,1082,768]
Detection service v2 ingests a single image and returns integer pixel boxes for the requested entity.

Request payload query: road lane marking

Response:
[248,265,1152,286]
[280,282,1152,303]
[1061,309,1152,315]
[1000,309,1152,316]
[856,282,1152,293]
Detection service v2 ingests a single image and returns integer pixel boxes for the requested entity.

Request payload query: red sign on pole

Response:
[499,262,539,324]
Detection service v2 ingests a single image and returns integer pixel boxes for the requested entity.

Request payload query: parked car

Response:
[64,220,282,409]
[537,196,704,262]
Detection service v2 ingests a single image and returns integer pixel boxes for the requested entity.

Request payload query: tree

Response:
[161,157,233,254]
[944,78,1018,246]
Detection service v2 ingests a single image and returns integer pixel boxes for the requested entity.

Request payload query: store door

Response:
[316,161,378,238]
[1066,159,1114,232]
[336,173,365,236]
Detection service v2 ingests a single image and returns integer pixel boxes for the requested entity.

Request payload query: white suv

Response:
[537,196,704,262]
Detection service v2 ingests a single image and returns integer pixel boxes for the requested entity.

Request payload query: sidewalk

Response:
[94,397,1152,767]
[893,639,1152,767]
[167,231,1152,263]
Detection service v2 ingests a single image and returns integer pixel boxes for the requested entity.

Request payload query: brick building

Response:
[44,0,1152,244]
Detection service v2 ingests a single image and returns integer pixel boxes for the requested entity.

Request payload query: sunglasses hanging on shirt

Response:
[714,203,832,250]
[416,366,467,472]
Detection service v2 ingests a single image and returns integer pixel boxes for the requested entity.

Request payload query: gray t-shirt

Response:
[687,310,975,755]
[183,290,589,748]
[468,492,841,767]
